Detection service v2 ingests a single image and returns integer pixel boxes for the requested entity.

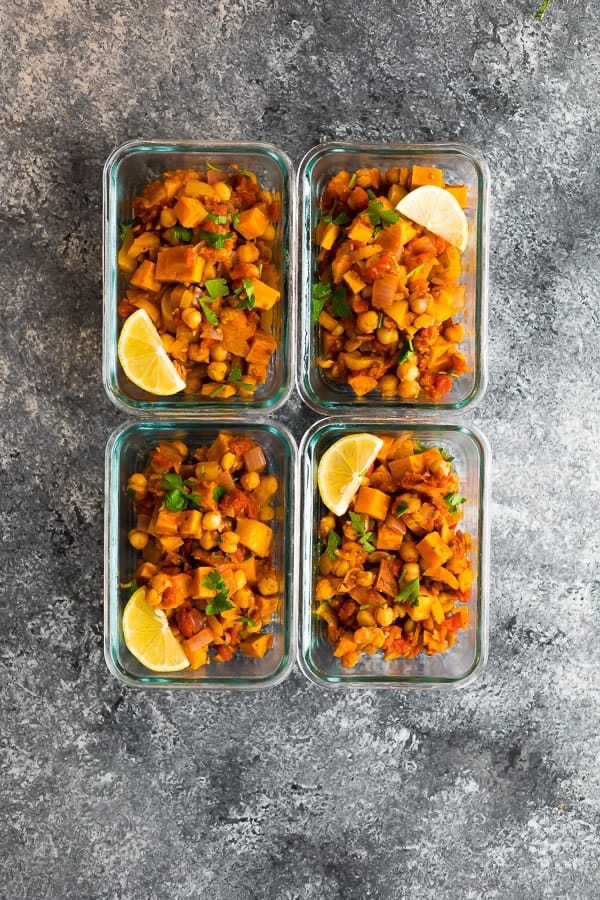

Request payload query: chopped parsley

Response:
[238,168,253,178]
[396,576,420,607]
[228,364,253,391]
[325,530,341,560]
[330,285,352,318]
[198,230,232,249]
[160,473,203,511]
[397,338,415,365]
[444,492,466,514]
[202,570,233,615]
[212,486,227,503]
[405,263,425,280]
[205,212,229,225]
[168,225,192,242]
[205,277,229,299]
[322,209,351,226]
[198,296,219,325]
[311,281,331,323]
[414,439,428,454]
[440,448,455,462]
[120,578,138,598]
[231,213,240,228]
[395,501,409,517]
[119,219,134,241]
[348,512,376,554]
[206,161,222,172]
[366,199,400,228]
[235,279,256,310]
[238,615,255,626]
[348,173,357,189]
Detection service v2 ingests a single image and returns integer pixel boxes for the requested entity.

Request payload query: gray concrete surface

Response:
[1,0,599,897]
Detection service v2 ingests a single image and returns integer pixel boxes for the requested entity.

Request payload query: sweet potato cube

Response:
[129,260,161,293]
[182,179,215,199]
[239,633,273,659]
[320,222,340,250]
[385,301,410,330]
[334,632,358,658]
[179,509,204,538]
[331,253,353,283]
[151,508,181,536]
[376,525,405,552]
[347,374,378,397]
[236,518,273,557]
[347,219,374,244]
[235,206,269,240]
[353,486,390,521]
[249,278,280,311]
[158,536,184,553]
[343,270,367,294]
[156,246,201,283]
[398,220,418,244]
[246,331,277,365]
[445,184,468,208]
[388,453,426,480]
[173,195,208,229]
[417,532,452,570]
[127,232,161,258]
[171,572,193,604]
[411,165,444,188]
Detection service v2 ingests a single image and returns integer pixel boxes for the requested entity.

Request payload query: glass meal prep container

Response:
[299,418,490,690]
[103,139,295,415]
[297,141,489,414]
[105,419,298,689]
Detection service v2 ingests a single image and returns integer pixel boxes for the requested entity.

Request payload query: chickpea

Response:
[430,458,451,479]
[233,587,253,609]
[220,532,239,555]
[356,310,379,334]
[375,606,394,627]
[342,521,358,542]
[376,326,399,346]
[259,506,274,522]
[188,343,209,363]
[160,208,178,228]
[444,322,465,343]
[315,578,335,601]
[398,380,420,400]
[207,361,228,383]
[181,308,202,330]
[379,374,398,396]
[237,243,260,263]
[262,223,276,242]
[319,553,335,576]
[221,451,236,471]
[202,511,222,531]
[356,571,375,588]
[200,531,218,550]
[213,181,231,201]
[240,471,260,492]
[333,559,350,578]
[258,575,278,596]
[409,296,429,315]
[127,473,147,498]
[400,541,419,562]
[413,314,434,330]
[397,360,419,381]
[172,440,188,459]
[357,610,376,627]
[403,563,420,582]
[261,475,278,497]
[319,514,336,539]
[210,345,228,362]
[128,529,148,550]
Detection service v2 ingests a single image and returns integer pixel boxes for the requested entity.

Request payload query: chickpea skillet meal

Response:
[121,434,281,672]
[312,164,470,401]
[315,433,473,667]
[117,164,282,398]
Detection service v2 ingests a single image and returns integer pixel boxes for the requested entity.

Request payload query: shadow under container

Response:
[105,420,298,689]
[298,141,489,413]
[103,139,295,415]
[299,418,490,689]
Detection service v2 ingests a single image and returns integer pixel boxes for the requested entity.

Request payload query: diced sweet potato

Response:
[129,260,161,293]
[173,195,208,228]
[347,219,373,244]
[353,486,390,521]
[343,270,366,294]
[246,331,277,365]
[417,532,453,569]
[250,278,280,310]
[320,222,340,250]
[235,518,272,557]
[235,206,269,240]
[179,509,203,538]
[411,165,444,188]
[151,508,181,536]
[347,374,378,396]
[445,184,468,208]
[156,246,204,283]
[127,232,161,258]
[375,524,404,551]
[191,567,218,600]
[239,633,273,658]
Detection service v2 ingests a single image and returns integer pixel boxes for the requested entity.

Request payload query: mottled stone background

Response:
[1,0,599,897]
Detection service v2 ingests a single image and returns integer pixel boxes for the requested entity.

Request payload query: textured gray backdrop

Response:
[1,1,599,898]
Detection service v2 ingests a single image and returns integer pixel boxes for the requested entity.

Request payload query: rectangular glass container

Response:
[299,418,490,689]
[105,419,298,689]
[297,142,489,413]
[103,140,295,415]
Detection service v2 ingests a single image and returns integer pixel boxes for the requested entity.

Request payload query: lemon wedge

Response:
[122,587,190,672]
[117,308,186,396]
[317,433,384,517]
[396,185,469,252]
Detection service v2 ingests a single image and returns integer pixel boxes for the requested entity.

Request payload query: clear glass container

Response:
[105,419,298,689]
[297,141,489,413]
[103,140,295,415]
[299,418,490,689]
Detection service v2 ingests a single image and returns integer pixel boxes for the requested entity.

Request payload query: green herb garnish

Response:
[331,285,352,318]
[348,512,376,554]
[119,219,134,241]
[120,578,138,598]
[213,486,227,503]
[440,448,455,462]
[205,277,229,299]
[311,282,331,323]
[348,173,357,189]
[395,501,409,517]
[206,162,222,172]
[397,338,415,365]
[238,616,255,626]
[366,199,400,228]
[228,364,253,391]
[199,296,219,325]
[231,213,240,228]
[325,530,341,560]
[198,230,232,249]
[238,168,253,178]
[235,279,256,310]
[205,212,228,225]
[414,439,428,454]
[377,312,384,329]
[396,577,420,607]
[444,492,466,514]
[534,0,551,19]
[168,225,192,242]
[202,571,233,615]
[406,263,425,280]
[161,473,204,511]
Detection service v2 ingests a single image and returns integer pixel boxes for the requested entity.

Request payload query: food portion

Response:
[117,164,282,398]
[122,435,282,671]
[312,165,469,401]
[315,433,473,667]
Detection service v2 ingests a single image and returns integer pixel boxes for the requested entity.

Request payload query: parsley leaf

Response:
[326,530,341,560]
[333,211,351,225]
[205,212,228,225]
[231,213,240,228]
[366,199,400,228]
[161,472,203,511]
[444,492,466,514]
[119,219,134,242]
[235,279,256,310]
[238,168,253,178]
[377,312,384,329]
[396,577,420,606]
[311,281,331,323]
[164,490,188,511]
[534,0,551,19]
[206,161,222,172]
[397,338,415,365]
[213,486,227,503]
[395,501,409,517]
[238,615,255,626]
[228,364,253,391]
[440,448,455,462]
[199,296,219,325]
[202,570,233,615]
[348,173,357,189]
[414,439,428,454]
[205,277,229,299]
[198,230,232,249]
[161,473,184,492]
[126,487,137,502]
[120,578,138,598]
[168,225,192,242]
[331,286,352,318]
[348,512,375,554]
